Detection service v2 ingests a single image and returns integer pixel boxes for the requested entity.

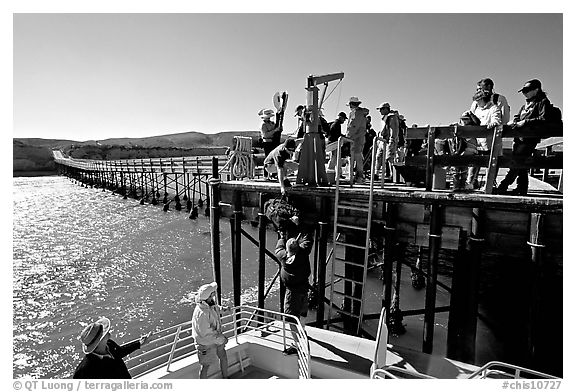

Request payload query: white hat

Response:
[346,96,362,106]
[259,108,275,119]
[196,282,218,303]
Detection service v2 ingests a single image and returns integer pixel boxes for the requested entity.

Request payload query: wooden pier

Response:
[52,122,563,376]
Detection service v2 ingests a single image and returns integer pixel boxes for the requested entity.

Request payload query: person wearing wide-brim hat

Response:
[345,97,369,183]
[73,316,151,379]
[259,108,282,160]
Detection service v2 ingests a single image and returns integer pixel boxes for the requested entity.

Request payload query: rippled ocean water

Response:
[12,176,279,378]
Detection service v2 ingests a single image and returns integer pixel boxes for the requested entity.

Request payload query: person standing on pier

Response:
[73,317,151,379]
[294,105,306,138]
[275,217,312,356]
[345,97,369,183]
[327,111,348,171]
[496,79,556,196]
[259,108,282,157]
[191,282,230,379]
[374,102,400,181]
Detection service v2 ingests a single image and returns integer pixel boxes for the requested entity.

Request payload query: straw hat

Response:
[78,317,111,354]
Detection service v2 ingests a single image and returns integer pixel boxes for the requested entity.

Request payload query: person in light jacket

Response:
[191,282,229,378]
[345,97,369,183]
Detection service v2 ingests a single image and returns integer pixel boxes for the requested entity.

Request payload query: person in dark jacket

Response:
[496,79,554,195]
[327,111,348,170]
[73,317,151,379]
[275,217,312,355]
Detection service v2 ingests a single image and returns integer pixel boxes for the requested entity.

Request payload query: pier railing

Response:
[52,152,229,175]
[402,123,563,192]
[52,151,231,211]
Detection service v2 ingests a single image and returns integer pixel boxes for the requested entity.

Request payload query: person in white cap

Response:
[73,317,151,379]
[191,282,229,378]
[345,97,369,183]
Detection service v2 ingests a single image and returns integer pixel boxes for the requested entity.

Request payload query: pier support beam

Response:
[230,190,243,307]
[316,220,329,327]
[382,203,398,325]
[423,203,443,354]
[257,193,267,310]
[447,207,484,363]
[528,212,546,368]
[209,158,222,301]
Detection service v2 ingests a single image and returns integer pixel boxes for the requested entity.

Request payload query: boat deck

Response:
[306,325,477,379]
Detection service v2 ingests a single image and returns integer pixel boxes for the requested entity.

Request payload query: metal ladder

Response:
[326,136,380,335]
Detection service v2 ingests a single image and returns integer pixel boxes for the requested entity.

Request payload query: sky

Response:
[12,10,564,142]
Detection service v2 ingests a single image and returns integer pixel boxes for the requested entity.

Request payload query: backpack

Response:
[548,104,563,124]
[492,93,499,105]
[398,118,407,147]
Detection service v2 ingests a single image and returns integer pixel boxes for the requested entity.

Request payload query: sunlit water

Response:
[13,176,280,378]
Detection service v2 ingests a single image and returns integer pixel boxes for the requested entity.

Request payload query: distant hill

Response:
[13,130,262,176]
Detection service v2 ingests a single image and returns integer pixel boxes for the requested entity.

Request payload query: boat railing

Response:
[125,304,310,379]
[466,361,559,379]
[371,367,436,379]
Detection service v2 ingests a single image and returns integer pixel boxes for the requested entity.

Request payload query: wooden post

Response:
[209,158,222,301]
[527,212,545,367]
[425,126,436,191]
[316,220,328,327]
[257,193,267,310]
[231,190,243,307]
[485,124,503,194]
[382,203,397,324]
[447,207,484,363]
[423,203,442,354]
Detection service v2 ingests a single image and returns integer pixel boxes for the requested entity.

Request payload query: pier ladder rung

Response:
[333,290,363,302]
[334,257,365,267]
[335,241,366,250]
[336,223,368,231]
[337,204,370,212]
[334,274,364,285]
[336,309,362,318]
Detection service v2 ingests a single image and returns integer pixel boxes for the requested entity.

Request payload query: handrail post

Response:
[165,326,182,372]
